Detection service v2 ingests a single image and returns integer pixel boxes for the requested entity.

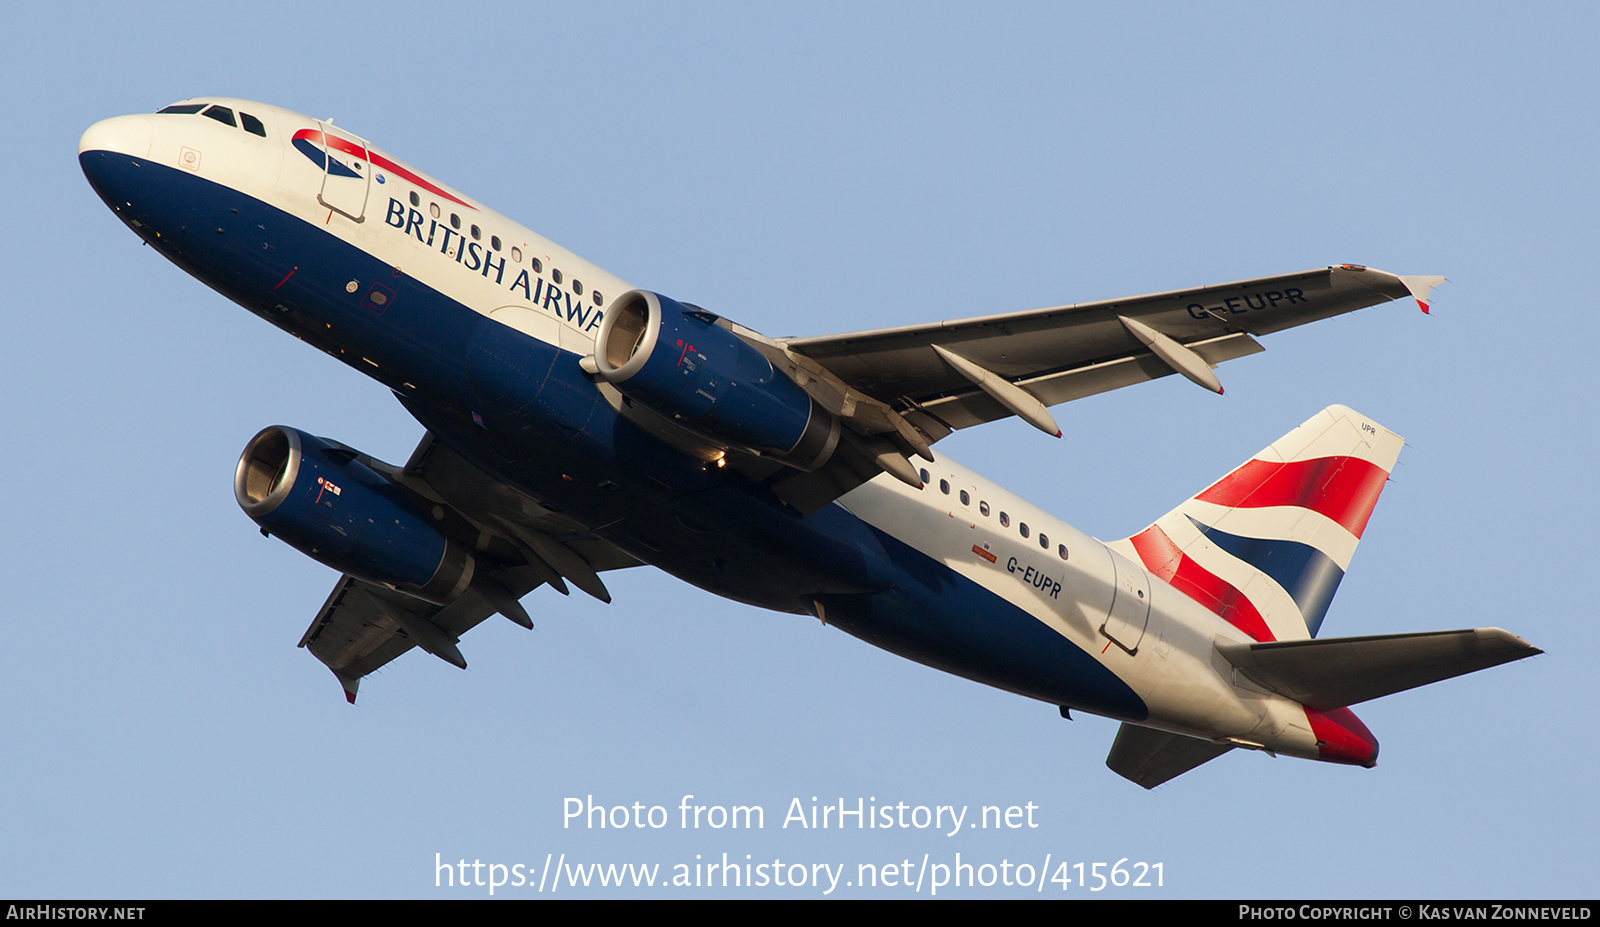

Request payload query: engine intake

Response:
[234,426,475,603]
[593,290,839,470]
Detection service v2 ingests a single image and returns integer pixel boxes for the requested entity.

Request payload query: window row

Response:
[152,103,603,308]
[923,471,1069,560]
[406,192,602,305]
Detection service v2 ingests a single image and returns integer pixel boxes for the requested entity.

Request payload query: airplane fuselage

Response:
[80,98,1379,773]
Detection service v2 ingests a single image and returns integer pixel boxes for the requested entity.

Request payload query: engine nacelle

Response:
[234,426,475,603]
[594,290,839,469]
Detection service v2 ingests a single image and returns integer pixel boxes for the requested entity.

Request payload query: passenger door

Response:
[314,120,371,222]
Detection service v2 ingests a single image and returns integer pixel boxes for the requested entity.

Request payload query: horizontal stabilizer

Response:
[1216,628,1540,711]
[1106,723,1235,789]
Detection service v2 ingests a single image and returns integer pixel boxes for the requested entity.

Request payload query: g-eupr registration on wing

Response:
[80,98,1538,788]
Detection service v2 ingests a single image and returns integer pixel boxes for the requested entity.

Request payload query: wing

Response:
[300,569,537,703]
[777,265,1442,434]
[734,265,1440,513]
[296,432,642,702]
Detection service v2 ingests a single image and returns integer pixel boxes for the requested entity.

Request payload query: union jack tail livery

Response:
[1102,406,1534,788]
[1110,405,1402,643]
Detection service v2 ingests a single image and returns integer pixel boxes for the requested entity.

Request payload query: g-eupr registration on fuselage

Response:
[79,97,1538,788]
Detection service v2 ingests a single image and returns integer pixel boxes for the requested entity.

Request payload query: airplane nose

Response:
[79,114,153,158]
[80,115,156,211]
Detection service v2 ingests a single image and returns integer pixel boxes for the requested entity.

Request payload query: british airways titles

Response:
[382,197,605,333]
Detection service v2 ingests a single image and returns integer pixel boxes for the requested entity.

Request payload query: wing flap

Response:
[299,575,422,677]
[299,565,548,695]
[1216,628,1541,711]
[397,434,639,572]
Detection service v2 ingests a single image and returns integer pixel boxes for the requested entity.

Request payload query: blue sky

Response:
[3,2,1594,897]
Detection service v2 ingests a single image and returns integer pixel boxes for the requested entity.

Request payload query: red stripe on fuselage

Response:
[1128,526,1274,642]
[292,129,476,211]
[1195,456,1388,537]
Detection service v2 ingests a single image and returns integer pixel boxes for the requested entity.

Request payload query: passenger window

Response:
[470,225,481,241]
[202,106,236,127]
[959,490,970,506]
[573,280,584,295]
[240,112,266,137]
[450,214,461,230]
[919,469,930,485]
[939,479,950,495]
[1000,512,1010,528]
[511,246,523,262]
[430,203,440,219]
[552,269,563,284]
[531,258,543,273]
[491,236,502,251]
[1039,533,1048,549]
[157,103,206,115]
[1020,523,1030,539]
[980,501,991,517]
[409,192,421,208]
[593,291,604,306]
[1058,544,1069,560]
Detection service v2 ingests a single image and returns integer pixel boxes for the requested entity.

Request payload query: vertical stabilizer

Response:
[1108,406,1403,641]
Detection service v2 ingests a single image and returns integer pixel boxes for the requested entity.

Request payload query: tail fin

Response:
[1108,405,1403,642]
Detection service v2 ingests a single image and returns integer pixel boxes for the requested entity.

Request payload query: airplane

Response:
[78,97,1539,788]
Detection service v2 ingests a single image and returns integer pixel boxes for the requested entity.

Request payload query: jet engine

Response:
[234,426,476,603]
[593,290,840,470]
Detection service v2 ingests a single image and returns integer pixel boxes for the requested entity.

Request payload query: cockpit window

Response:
[154,102,266,138]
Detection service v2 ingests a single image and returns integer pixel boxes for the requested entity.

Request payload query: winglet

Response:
[1396,275,1446,314]
[333,669,360,704]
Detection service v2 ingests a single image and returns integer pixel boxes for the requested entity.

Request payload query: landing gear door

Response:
[1101,549,1151,655]
[314,120,370,223]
